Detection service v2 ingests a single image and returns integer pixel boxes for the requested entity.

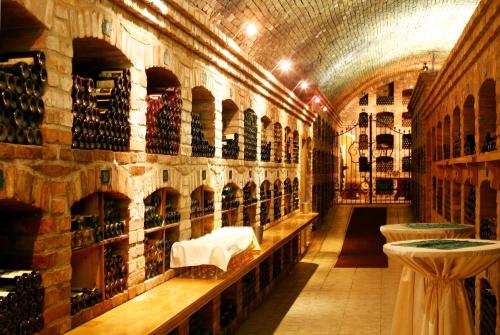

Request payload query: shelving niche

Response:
[273,180,282,221]
[222,99,241,160]
[479,181,497,240]
[243,181,257,226]
[70,192,130,327]
[260,116,272,162]
[260,180,271,226]
[190,186,214,238]
[191,87,215,157]
[274,123,283,163]
[221,183,241,227]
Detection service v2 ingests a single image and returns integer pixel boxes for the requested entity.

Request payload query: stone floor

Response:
[237,205,415,335]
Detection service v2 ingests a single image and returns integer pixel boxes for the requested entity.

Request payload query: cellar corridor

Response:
[237,206,413,335]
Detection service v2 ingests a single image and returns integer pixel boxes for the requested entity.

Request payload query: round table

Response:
[384,239,500,335]
[380,223,475,335]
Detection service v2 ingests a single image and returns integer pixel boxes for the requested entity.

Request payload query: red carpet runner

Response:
[335,207,388,268]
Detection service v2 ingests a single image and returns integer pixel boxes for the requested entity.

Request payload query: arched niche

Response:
[436,122,443,161]
[221,99,240,159]
[478,79,496,153]
[463,95,476,155]
[190,185,214,238]
[452,107,461,158]
[0,2,46,53]
[443,116,451,160]
[479,180,497,240]
[260,116,272,162]
[222,182,241,227]
[284,127,292,164]
[452,182,461,223]
[191,86,216,157]
[145,67,182,155]
[284,178,293,215]
[244,109,257,161]
[464,182,476,225]
[274,123,283,163]
[444,180,451,221]
[72,38,132,152]
[293,177,299,210]
[70,191,131,311]
[260,180,271,226]
[273,179,282,220]
[293,130,300,164]
[243,181,257,226]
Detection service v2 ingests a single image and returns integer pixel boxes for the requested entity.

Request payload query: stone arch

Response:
[478,79,496,153]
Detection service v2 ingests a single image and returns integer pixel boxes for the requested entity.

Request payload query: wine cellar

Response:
[1,0,499,334]
[409,0,499,330]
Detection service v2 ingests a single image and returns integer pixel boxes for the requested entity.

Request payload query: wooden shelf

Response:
[67,212,318,335]
[145,222,181,235]
[103,234,128,245]
[190,214,215,221]
[72,242,102,253]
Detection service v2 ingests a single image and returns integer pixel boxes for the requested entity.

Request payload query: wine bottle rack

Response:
[480,280,497,335]
[285,128,292,164]
[444,181,451,221]
[222,133,239,159]
[273,180,282,219]
[359,112,368,128]
[437,180,443,215]
[0,51,46,146]
[453,137,461,158]
[244,109,257,161]
[144,236,164,280]
[243,182,257,226]
[293,178,299,210]
[293,131,299,164]
[464,186,476,225]
[480,217,497,240]
[402,112,412,127]
[376,134,394,150]
[261,141,271,161]
[242,270,256,308]
[0,270,44,333]
[402,156,411,172]
[190,186,214,238]
[359,134,369,150]
[104,247,127,299]
[72,69,131,151]
[376,111,394,127]
[259,259,270,291]
[464,134,476,156]
[359,95,368,106]
[376,156,394,172]
[284,179,292,215]
[191,113,215,157]
[376,178,394,195]
[443,143,450,160]
[222,185,240,211]
[71,287,101,316]
[274,123,282,163]
[145,87,181,155]
[402,134,412,149]
[220,284,238,329]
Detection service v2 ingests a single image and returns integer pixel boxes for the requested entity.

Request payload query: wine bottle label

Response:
[95,79,117,89]
[0,269,31,278]
[98,70,124,79]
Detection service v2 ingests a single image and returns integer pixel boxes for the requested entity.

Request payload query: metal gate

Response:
[335,112,411,204]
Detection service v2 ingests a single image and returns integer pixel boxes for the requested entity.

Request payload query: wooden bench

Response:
[67,212,318,335]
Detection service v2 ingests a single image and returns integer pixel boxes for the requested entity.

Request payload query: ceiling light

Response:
[314,96,321,104]
[245,22,258,37]
[322,106,328,112]
[279,59,292,72]
[300,81,309,90]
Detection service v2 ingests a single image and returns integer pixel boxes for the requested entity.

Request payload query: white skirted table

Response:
[384,239,500,335]
[380,223,475,335]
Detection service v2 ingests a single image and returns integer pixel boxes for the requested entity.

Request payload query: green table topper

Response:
[405,223,470,230]
[396,239,494,250]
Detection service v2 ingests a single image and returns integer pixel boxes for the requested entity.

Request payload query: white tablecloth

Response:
[170,227,255,271]
[384,239,500,335]
[380,224,475,335]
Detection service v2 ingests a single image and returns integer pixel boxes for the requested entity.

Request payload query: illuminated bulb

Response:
[322,106,328,112]
[245,22,258,37]
[279,60,292,72]
[300,81,309,90]
[314,96,321,104]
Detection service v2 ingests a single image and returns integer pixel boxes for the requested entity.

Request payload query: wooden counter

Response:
[66,212,318,335]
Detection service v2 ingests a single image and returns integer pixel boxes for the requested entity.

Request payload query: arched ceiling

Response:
[189,0,480,110]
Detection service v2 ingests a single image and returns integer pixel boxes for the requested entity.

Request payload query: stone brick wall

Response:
[0,1,336,334]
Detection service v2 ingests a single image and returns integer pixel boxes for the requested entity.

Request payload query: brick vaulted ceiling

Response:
[189,0,480,110]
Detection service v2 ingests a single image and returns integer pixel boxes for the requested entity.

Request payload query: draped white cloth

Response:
[380,224,475,335]
[384,239,500,335]
[170,227,254,271]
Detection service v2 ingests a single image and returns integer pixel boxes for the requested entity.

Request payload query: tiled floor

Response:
[237,205,415,335]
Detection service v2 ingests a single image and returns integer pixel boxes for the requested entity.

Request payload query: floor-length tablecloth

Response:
[380,223,474,335]
[384,239,500,335]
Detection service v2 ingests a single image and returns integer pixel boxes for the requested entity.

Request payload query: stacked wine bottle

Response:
[190,199,203,219]
[72,69,131,151]
[274,128,282,163]
[243,184,257,205]
[191,113,215,157]
[71,215,101,249]
[244,110,257,161]
[293,137,299,163]
[144,237,164,279]
[189,310,213,335]
[480,217,496,240]
[222,133,239,159]
[222,186,239,210]
[0,51,46,145]
[104,248,127,299]
[103,199,126,239]
[144,194,162,229]
[0,270,44,334]
[464,134,475,155]
[260,202,270,225]
[293,181,299,210]
[146,87,181,155]
[165,201,180,224]
[482,132,496,152]
[261,141,271,161]
[285,138,292,164]
[464,187,476,224]
[71,287,101,315]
